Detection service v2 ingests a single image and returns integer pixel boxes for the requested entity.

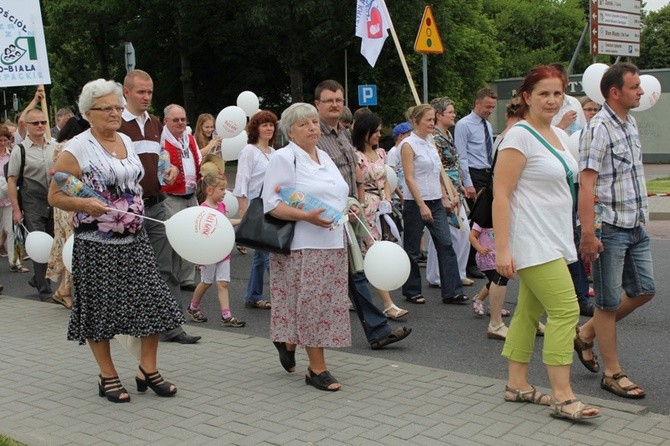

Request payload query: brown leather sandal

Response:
[600,371,646,399]
[574,327,599,373]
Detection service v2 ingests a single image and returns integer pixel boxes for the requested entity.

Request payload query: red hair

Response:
[246,110,278,146]
[516,65,567,119]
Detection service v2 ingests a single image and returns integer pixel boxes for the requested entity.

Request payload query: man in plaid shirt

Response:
[575,62,655,399]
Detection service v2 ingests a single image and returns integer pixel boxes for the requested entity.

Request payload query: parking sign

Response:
[358,85,377,106]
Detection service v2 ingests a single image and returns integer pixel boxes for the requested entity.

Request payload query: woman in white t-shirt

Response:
[493,65,600,421]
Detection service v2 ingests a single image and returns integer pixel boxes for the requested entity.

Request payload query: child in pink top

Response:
[188,173,244,328]
[469,223,510,340]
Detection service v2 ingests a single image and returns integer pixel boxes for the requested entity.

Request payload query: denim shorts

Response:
[593,223,655,310]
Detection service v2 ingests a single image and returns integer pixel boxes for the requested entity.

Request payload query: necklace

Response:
[364,147,378,163]
[93,133,121,158]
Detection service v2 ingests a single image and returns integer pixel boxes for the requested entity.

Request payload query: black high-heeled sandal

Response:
[135,365,177,397]
[98,375,131,403]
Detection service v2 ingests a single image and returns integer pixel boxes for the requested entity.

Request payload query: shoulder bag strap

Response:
[16,143,25,189]
[515,123,576,203]
[257,152,296,199]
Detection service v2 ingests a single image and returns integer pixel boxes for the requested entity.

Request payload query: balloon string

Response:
[348,209,375,243]
[20,223,31,233]
[105,207,166,225]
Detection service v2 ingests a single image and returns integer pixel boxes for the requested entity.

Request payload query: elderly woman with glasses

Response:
[263,102,351,391]
[48,79,185,403]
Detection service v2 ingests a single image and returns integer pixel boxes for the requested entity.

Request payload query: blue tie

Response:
[482,118,493,167]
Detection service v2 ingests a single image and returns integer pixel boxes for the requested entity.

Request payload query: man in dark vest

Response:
[118,69,200,344]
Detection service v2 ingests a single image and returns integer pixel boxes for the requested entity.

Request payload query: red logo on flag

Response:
[367,7,382,38]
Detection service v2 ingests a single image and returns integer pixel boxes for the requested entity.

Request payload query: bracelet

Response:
[356,181,364,185]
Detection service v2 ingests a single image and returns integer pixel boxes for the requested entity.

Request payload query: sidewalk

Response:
[1,296,670,445]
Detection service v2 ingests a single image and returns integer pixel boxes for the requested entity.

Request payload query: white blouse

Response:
[401,132,443,200]
[262,142,348,250]
[233,143,275,200]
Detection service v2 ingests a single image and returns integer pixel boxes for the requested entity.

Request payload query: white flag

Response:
[355,0,392,68]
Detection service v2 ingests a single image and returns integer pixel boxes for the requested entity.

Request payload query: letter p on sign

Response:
[358,84,377,106]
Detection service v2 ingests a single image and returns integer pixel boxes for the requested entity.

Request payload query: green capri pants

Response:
[502,258,579,366]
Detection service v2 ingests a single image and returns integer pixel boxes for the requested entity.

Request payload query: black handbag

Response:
[235,196,295,255]
[469,184,494,228]
[235,154,296,255]
[468,148,499,229]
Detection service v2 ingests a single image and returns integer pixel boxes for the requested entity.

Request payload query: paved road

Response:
[4,232,668,415]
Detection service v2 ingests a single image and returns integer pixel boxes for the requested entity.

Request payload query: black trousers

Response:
[467,168,492,269]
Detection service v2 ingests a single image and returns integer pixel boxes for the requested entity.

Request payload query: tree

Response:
[346,0,500,124]
[639,5,670,69]
[38,0,504,125]
[483,0,586,78]
[43,0,132,110]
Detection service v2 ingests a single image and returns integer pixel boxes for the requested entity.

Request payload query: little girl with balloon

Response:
[186,172,245,328]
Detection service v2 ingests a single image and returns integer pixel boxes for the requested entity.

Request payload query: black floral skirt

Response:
[67,229,185,345]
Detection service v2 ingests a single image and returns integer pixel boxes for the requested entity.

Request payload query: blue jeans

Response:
[244,249,270,303]
[593,223,655,311]
[402,199,462,299]
[569,224,590,306]
[349,271,392,344]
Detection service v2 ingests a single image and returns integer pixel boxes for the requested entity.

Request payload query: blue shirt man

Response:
[453,88,497,201]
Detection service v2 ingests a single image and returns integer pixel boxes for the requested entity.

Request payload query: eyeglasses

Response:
[318,98,344,105]
[27,120,47,126]
[171,117,188,123]
[583,107,600,112]
[89,106,124,114]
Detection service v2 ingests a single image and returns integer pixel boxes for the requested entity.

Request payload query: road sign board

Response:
[594,25,640,43]
[590,0,641,57]
[597,41,640,57]
[595,0,641,15]
[414,6,444,54]
[358,84,377,106]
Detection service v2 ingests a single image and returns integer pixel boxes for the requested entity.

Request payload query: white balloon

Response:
[223,190,239,217]
[633,75,662,112]
[363,241,410,291]
[236,91,260,117]
[581,63,608,105]
[567,131,581,162]
[25,231,54,264]
[220,131,247,161]
[165,206,235,265]
[385,165,398,192]
[216,106,247,138]
[63,235,74,273]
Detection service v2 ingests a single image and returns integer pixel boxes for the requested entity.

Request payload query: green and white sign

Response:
[0,0,51,87]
